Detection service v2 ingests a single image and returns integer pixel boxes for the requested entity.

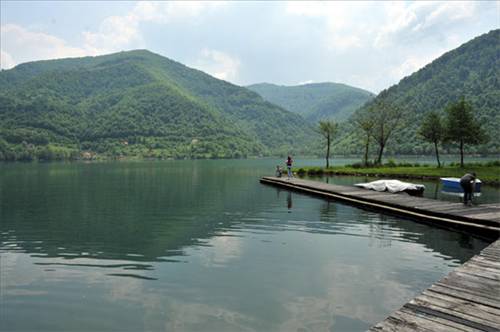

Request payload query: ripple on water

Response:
[0,161,491,332]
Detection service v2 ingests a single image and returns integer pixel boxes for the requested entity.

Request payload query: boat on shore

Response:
[440,177,482,192]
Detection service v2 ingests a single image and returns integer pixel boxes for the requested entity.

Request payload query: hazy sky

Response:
[1,1,498,92]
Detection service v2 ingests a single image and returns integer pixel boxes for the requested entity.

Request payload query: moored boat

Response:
[440,177,481,192]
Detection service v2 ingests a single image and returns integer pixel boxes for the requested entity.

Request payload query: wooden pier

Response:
[369,238,500,332]
[260,176,500,236]
[260,176,500,331]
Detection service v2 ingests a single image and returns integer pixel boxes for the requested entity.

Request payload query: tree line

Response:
[318,97,488,168]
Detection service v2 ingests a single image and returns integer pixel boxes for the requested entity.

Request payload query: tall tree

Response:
[418,111,444,167]
[318,120,337,168]
[354,112,374,166]
[361,94,403,164]
[444,97,488,167]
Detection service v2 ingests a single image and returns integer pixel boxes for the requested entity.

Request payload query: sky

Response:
[1,1,498,93]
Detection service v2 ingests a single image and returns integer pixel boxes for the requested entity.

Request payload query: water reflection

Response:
[0,161,491,332]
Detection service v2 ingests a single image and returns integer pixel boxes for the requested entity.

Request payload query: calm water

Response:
[0,159,492,332]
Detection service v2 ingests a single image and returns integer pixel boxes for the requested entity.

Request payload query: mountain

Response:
[0,50,317,160]
[336,29,500,155]
[247,82,374,123]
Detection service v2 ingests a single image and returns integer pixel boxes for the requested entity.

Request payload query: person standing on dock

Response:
[460,172,476,206]
[286,156,293,178]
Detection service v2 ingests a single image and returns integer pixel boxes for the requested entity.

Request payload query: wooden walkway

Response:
[369,238,500,332]
[260,176,500,331]
[260,177,500,236]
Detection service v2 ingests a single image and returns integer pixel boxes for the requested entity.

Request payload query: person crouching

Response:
[460,172,476,206]
[276,165,283,177]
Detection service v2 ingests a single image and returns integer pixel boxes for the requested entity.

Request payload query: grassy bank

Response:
[295,162,500,185]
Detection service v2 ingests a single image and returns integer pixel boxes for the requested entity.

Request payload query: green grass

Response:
[294,163,500,185]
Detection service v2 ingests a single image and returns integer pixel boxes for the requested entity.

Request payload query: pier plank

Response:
[428,284,500,310]
[374,307,484,332]
[421,290,500,316]
[410,295,500,328]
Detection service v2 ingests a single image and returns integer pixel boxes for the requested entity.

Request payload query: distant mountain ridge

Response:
[335,29,500,155]
[0,50,317,160]
[247,82,374,123]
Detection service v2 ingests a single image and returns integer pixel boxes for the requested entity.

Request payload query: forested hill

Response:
[336,29,500,155]
[247,82,374,123]
[0,50,317,161]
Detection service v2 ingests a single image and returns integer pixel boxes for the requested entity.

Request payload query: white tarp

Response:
[354,179,425,193]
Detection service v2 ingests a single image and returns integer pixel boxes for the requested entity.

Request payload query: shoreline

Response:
[294,165,500,186]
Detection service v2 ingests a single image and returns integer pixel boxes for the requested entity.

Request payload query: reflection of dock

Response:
[260,177,500,236]
[259,176,500,331]
[369,238,500,332]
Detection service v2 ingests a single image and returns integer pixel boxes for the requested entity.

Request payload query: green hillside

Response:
[247,82,374,122]
[336,29,500,156]
[0,50,317,161]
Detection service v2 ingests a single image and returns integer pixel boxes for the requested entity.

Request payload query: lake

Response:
[0,159,494,331]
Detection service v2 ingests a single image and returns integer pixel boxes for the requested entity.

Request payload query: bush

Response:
[306,167,324,176]
[385,159,397,167]
[297,168,306,175]
[486,160,500,167]
[350,162,363,169]
[348,160,376,168]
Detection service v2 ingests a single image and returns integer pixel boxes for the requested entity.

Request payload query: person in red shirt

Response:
[286,156,293,178]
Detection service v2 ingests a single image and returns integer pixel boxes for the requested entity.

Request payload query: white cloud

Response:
[198,234,242,267]
[192,48,241,82]
[374,1,477,48]
[82,14,143,53]
[286,1,366,51]
[1,2,229,69]
[0,1,496,92]
[0,49,16,69]
[83,1,228,53]
[285,1,480,53]
[1,24,91,67]
[389,54,437,82]
[135,1,227,23]
[298,80,314,85]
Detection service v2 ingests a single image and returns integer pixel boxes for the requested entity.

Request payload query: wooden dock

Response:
[260,177,500,236]
[369,238,500,332]
[260,176,500,331]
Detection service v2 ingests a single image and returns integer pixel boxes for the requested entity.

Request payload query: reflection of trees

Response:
[363,209,488,261]
[395,220,487,263]
[319,201,336,221]
[316,196,487,260]
[1,163,488,268]
[0,162,275,265]
[368,214,393,248]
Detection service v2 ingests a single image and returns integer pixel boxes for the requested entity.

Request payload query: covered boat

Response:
[355,179,425,196]
[440,177,481,192]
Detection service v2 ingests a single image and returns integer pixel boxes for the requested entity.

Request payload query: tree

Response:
[444,97,488,167]
[360,94,403,164]
[318,120,337,168]
[354,112,375,166]
[418,111,444,167]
